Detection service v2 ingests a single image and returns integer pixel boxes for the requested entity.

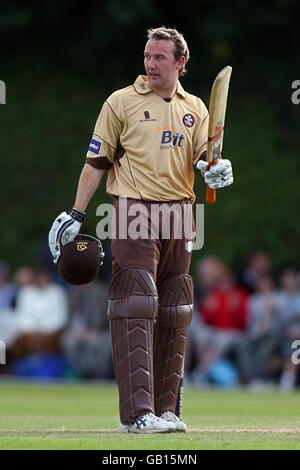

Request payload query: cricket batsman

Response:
[49,27,233,433]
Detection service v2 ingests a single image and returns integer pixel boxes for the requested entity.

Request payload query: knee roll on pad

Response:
[108,266,158,320]
[156,274,194,327]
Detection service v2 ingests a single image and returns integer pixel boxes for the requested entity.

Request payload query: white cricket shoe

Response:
[119,412,175,434]
[160,411,187,433]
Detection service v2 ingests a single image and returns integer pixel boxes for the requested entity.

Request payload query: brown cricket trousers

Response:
[107,197,195,424]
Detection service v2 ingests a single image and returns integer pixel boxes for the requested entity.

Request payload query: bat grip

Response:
[206,158,219,204]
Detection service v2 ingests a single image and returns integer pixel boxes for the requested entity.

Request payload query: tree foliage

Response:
[0,0,299,276]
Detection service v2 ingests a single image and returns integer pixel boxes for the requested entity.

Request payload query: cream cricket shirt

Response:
[86,75,208,203]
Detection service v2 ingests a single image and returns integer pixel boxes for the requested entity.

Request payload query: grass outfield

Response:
[0,380,299,450]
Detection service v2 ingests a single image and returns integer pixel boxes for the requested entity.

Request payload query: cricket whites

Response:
[206,66,232,204]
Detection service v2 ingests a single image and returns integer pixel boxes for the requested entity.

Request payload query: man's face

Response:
[144,39,184,93]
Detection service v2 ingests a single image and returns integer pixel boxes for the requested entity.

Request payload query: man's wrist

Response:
[70,207,86,223]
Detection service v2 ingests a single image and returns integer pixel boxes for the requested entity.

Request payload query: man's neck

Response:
[149,82,178,100]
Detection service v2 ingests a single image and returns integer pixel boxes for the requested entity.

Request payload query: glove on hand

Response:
[196,158,233,189]
[48,208,86,257]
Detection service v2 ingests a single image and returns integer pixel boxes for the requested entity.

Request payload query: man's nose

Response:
[148,58,156,69]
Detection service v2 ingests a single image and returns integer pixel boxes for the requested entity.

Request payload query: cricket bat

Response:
[206,65,232,204]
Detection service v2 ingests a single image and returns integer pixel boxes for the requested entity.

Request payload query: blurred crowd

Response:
[0,259,114,381]
[186,252,300,390]
[0,251,300,390]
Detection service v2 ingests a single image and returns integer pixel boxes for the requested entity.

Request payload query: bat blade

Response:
[206,65,232,204]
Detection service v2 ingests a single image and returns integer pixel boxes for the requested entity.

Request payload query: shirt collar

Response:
[133,75,152,94]
[134,75,186,99]
[176,80,186,99]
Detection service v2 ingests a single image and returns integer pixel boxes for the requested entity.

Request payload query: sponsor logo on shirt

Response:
[155,126,185,149]
[88,138,102,154]
[139,110,157,122]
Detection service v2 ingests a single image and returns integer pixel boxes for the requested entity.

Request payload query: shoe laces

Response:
[133,412,159,429]
[161,411,180,422]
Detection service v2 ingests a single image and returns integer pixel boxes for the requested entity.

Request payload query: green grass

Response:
[0,380,299,450]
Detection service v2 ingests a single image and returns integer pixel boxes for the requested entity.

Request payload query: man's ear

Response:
[176,56,186,73]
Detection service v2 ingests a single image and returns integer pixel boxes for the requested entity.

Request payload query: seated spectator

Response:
[11,266,35,307]
[188,260,249,385]
[194,256,224,303]
[14,266,35,289]
[61,278,114,379]
[277,268,300,390]
[236,274,283,385]
[0,266,35,349]
[240,251,271,293]
[10,266,69,358]
[0,261,18,365]
[0,260,15,311]
[185,256,223,375]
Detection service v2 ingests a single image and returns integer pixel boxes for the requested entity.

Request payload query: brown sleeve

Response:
[85,156,113,170]
[194,150,225,167]
[199,150,207,162]
[194,150,207,166]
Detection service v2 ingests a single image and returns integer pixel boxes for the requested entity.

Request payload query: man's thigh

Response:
[111,197,159,279]
[111,197,195,283]
[156,199,195,285]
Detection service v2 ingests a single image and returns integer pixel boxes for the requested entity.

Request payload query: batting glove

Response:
[196,158,233,189]
[48,208,86,257]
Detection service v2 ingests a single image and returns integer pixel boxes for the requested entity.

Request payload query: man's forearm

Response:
[74,163,105,212]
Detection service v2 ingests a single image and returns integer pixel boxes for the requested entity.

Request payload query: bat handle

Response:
[206,186,216,204]
[205,158,219,204]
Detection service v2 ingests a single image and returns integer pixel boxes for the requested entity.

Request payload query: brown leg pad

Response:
[108,267,158,424]
[154,274,193,416]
